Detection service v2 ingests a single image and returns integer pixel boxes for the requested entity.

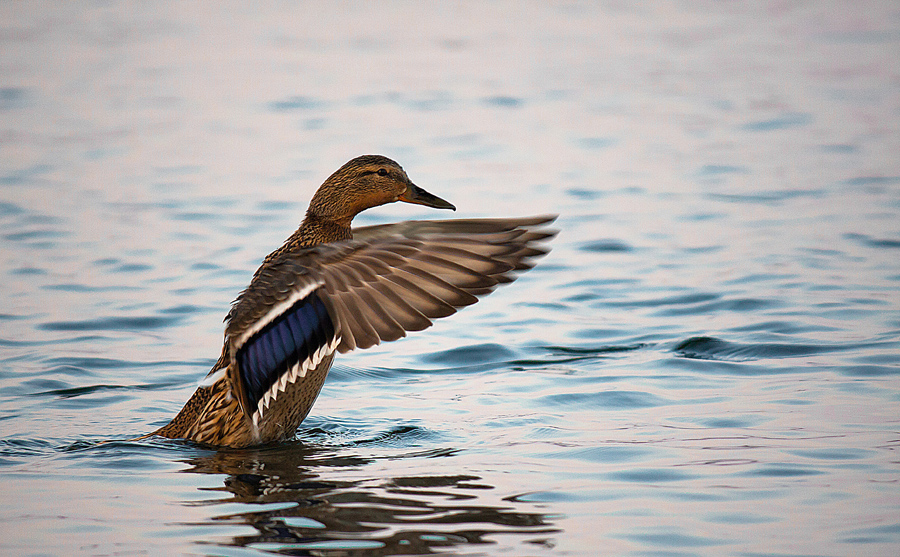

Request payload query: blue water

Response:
[2,2,900,555]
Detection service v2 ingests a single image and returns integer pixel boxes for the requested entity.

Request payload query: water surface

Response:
[2,2,899,555]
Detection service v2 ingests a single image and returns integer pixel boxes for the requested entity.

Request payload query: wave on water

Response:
[672,336,866,361]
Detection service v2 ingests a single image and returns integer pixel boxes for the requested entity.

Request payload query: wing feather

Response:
[225,215,557,360]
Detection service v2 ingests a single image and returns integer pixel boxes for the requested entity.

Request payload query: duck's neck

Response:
[294,212,353,248]
[257,213,352,276]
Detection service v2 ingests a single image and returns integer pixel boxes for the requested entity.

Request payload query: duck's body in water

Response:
[154,155,556,448]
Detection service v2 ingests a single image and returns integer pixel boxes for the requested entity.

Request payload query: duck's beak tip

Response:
[400,183,456,211]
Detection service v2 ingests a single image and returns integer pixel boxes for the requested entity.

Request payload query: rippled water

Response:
[2,2,900,555]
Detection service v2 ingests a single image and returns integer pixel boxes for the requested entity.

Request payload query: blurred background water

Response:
[2,1,899,555]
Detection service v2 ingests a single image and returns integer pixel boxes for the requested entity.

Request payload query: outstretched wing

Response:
[223,215,557,417]
[320,215,557,352]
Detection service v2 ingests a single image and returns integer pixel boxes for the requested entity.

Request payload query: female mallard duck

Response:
[154,155,556,448]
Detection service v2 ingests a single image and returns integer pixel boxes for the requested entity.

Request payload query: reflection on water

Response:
[182,444,558,554]
[2,1,900,555]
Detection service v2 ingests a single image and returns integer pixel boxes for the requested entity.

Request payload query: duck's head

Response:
[307,155,455,227]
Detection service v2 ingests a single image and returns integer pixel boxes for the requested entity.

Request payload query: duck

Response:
[153,155,556,448]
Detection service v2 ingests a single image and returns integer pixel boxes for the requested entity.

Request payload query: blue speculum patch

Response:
[237,292,335,410]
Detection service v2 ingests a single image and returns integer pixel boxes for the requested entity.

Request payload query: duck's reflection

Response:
[180,441,560,554]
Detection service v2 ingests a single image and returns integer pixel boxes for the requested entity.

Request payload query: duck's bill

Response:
[400,183,456,211]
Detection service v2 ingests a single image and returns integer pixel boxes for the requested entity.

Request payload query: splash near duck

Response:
[154,155,556,447]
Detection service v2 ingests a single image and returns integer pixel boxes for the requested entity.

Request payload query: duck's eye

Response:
[376,168,388,177]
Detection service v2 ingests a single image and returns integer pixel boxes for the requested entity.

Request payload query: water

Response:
[2,2,899,555]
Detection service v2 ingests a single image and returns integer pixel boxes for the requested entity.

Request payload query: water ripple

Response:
[540,390,669,410]
[844,232,900,249]
[420,343,517,366]
[672,336,865,361]
[39,315,185,331]
[740,112,812,131]
[579,239,632,252]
